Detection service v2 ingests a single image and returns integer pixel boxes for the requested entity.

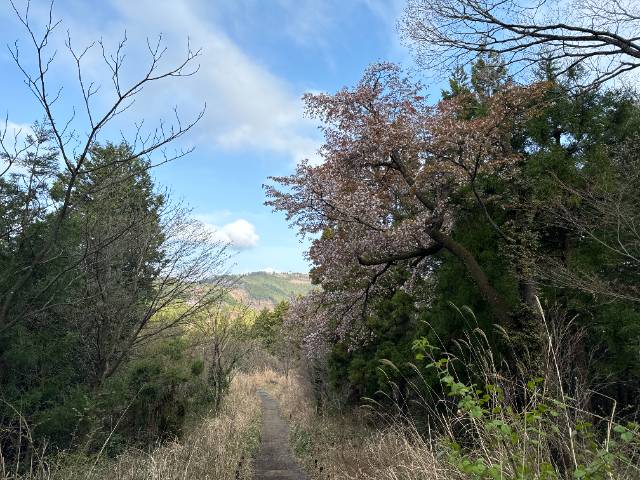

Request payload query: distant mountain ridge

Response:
[216,271,314,310]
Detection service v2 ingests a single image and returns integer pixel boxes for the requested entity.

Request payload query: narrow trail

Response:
[254,389,309,480]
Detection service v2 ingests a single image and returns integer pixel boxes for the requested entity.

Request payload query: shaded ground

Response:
[254,389,309,480]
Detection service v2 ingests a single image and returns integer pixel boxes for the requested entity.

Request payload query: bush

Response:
[101,338,213,446]
[411,334,640,480]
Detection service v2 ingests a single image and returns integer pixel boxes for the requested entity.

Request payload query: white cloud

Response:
[4,0,408,167]
[1,121,36,176]
[52,0,322,165]
[1,120,33,144]
[275,0,334,48]
[205,218,259,250]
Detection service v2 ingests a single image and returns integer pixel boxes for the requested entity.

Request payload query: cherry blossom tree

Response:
[266,63,546,355]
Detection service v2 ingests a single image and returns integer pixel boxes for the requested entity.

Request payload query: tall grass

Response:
[265,301,640,480]
[4,301,637,479]
[0,373,262,480]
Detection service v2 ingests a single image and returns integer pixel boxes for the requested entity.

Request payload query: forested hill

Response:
[219,272,314,310]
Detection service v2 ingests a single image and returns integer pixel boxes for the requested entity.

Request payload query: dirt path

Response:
[254,389,309,480]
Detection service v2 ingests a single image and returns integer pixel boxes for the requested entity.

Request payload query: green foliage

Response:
[429,61,640,404]
[252,301,289,353]
[303,61,640,455]
[290,423,313,457]
[102,337,213,447]
[226,272,314,307]
[520,83,640,399]
[411,342,640,480]
[328,289,419,403]
[423,210,519,347]
[0,142,219,461]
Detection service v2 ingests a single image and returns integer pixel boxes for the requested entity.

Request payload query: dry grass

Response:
[257,359,640,480]
[1,373,262,480]
[5,352,637,480]
[256,369,447,480]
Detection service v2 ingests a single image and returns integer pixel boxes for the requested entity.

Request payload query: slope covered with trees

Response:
[224,272,314,310]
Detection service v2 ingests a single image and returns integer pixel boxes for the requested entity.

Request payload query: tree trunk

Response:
[427,228,513,329]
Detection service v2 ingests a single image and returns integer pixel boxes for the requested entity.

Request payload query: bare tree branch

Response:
[401,0,640,87]
[0,1,205,331]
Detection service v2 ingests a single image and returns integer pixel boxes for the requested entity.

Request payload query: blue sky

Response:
[1,0,410,273]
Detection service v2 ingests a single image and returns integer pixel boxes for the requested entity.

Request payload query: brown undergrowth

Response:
[258,340,640,480]
[1,373,262,480]
[258,368,449,480]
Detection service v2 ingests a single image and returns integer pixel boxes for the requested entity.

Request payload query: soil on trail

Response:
[254,389,309,480]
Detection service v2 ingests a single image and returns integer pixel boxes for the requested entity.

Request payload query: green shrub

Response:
[412,339,640,480]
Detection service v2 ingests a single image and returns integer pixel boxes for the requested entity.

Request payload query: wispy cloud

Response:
[1,120,35,176]
[1,120,33,144]
[43,0,322,165]
[5,0,407,166]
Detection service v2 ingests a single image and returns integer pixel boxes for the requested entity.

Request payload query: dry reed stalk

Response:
[1,373,262,480]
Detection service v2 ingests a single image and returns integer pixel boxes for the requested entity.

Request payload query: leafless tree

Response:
[401,0,640,87]
[0,0,204,331]
[193,303,253,411]
[72,202,233,385]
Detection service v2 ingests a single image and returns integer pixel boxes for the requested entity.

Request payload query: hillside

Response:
[224,272,314,310]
